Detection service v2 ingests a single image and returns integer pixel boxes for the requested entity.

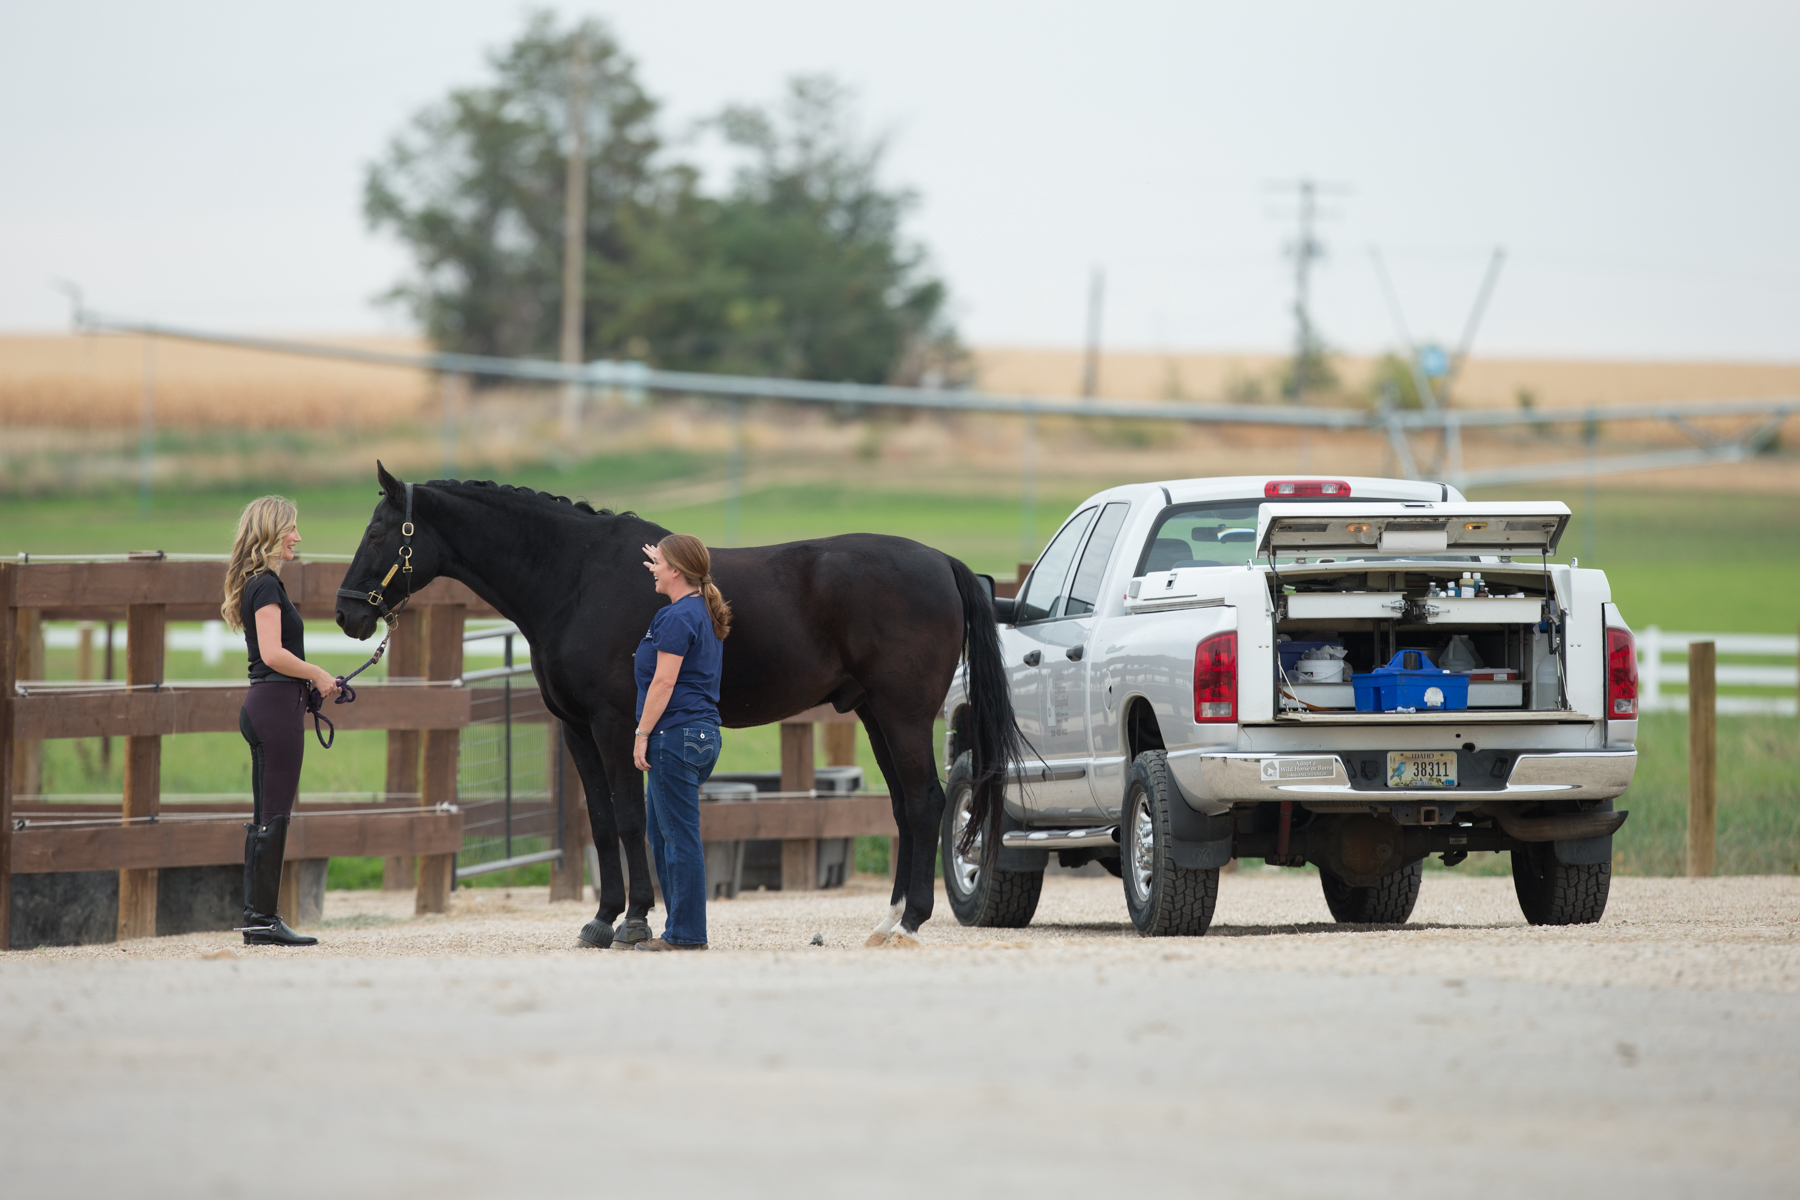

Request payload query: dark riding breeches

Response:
[240,679,306,825]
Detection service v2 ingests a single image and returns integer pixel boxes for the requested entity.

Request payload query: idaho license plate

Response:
[1388,751,1457,788]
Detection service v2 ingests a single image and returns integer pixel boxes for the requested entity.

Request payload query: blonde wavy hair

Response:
[222,496,299,630]
[658,533,732,640]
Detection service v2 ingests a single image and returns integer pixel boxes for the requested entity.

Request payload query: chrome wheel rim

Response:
[949,786,982,896]
[1129,792,1155,901]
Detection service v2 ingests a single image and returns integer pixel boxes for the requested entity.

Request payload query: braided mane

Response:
[424,478,637,520]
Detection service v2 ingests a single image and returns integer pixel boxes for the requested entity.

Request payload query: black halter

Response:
[314,482,416,745]
[336,481,416,623]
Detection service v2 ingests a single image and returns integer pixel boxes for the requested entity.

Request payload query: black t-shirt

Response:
[242,571,306,683]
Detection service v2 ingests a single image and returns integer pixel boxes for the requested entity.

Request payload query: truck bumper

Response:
[1167,748,1638,811]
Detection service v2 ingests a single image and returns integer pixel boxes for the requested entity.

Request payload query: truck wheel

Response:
[1122,751,1219,937]
[1319,860,1422,924]
[1511,841,1610,925]
[941,753,1043,928]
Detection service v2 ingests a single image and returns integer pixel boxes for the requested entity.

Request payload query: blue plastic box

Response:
[1352,650,1471,712]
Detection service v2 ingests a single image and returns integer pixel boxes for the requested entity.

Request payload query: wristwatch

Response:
[634,729,648,737]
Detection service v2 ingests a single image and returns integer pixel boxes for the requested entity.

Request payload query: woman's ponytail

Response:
[658,533,732,640]
[698,575,733,641]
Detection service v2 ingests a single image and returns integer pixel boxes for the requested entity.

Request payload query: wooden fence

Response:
[2,558,898,951]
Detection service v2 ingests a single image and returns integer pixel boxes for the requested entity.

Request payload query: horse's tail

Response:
[948,556,1025,858]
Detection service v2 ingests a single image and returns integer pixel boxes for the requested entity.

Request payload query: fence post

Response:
[119,601,165,939]
[549,731,588,902]
[416,604,464,915]
[823,720,857,771]
[779,721,817,891]
[11,609,42,801]
[0,564,17,951]
[1640,625,1661,710]
[382,608,425,889]
[1686,640,1716,878]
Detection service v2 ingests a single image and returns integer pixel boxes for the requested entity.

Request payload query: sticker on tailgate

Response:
[1261,757,1338,781]
[1388,751,1457,788]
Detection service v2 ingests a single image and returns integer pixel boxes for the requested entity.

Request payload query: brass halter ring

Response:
[336,481,417,621]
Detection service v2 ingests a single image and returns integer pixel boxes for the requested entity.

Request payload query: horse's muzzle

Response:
[335,607,380,641]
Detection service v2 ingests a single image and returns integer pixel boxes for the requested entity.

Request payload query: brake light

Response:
[1194,631,1238,722]
[1606,628,1638,717]
[1264,480,1351,498]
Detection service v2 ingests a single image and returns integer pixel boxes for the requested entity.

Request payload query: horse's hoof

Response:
[613,918,653,946]
[577,920,615,949]
[863,931,891,948]
[885,930,921,949]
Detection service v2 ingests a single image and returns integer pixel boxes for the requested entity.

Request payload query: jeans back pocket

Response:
[683,726,720,771]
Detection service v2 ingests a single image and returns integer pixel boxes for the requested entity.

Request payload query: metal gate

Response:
[452,625,566,884]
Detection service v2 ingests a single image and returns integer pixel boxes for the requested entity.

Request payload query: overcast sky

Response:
[2,2,1795,360]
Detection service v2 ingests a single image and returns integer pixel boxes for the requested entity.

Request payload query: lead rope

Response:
[318,482,419,747]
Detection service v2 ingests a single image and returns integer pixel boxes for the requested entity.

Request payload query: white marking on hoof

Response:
[867,900,904,943]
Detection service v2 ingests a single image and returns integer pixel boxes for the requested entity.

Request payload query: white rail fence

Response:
[1638,627,1798,717]
[41,619,528,665]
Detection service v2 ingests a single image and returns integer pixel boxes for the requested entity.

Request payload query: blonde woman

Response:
[633,534,732,951]
[222,496,340,947]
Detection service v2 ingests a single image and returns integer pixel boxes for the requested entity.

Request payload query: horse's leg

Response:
[858,709,909,946]
[860,706,947,943]
[562,720,623,948]
[593,715,656,945]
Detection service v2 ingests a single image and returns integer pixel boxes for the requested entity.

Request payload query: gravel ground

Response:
[4,870,1798,1197]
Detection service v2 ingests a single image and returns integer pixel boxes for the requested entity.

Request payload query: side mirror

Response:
[974,573,996,603]
[991,595,1017,624]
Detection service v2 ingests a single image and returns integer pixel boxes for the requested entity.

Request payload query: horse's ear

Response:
[376,461,406,510]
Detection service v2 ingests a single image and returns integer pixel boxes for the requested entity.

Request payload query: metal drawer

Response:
[1285,592,1407,620]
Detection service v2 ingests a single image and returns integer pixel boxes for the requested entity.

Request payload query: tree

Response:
[364,12,668,360]
[1367,353,1426,410]
[696,76,964,385]
[365,15,961,385]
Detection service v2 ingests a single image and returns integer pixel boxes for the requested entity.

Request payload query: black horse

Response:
[334,464,1020,945]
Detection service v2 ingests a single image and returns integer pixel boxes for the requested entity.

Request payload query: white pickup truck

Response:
[940,474,1638,936]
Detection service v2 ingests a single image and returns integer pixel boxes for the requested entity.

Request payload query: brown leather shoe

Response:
[636,937,708,952]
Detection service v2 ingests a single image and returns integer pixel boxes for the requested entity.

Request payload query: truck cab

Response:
[941,475,1636,935]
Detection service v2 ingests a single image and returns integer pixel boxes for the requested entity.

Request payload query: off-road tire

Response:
[941,753,1043,927]
[1122,751,1219,937]
[1511,841,1610,925]
[1320,859,1422,924]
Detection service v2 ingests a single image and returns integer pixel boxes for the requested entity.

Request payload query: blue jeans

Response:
[644,720,720,946]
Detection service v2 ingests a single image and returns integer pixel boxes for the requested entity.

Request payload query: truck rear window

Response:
[1135,499,1478,572]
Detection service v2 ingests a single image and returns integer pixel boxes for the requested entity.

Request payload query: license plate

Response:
[1388,751,1457,788]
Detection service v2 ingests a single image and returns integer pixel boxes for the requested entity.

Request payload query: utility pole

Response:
[1269,179,1342,404]
[138,335,155,516]
[1080,267,1104,398]
[1286,180,1321,404]
[558,33,590,442]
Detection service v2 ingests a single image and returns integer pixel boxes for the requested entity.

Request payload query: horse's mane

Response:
[423,478,638,521]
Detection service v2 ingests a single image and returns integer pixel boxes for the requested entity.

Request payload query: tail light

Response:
[1265,480,1351,498]
[1606,628,1638,717]
[1194,631,1238,722]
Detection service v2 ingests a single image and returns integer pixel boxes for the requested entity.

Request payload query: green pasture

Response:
[10,455,1796,881]
[5,453,1797,630]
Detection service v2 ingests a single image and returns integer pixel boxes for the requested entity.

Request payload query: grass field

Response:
[6,454,1799,628]
[11,451,1796,880]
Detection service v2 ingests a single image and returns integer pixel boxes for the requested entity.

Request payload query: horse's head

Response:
[335,462,445,640]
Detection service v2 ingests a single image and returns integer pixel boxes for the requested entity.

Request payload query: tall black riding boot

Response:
[241,814,317,946]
